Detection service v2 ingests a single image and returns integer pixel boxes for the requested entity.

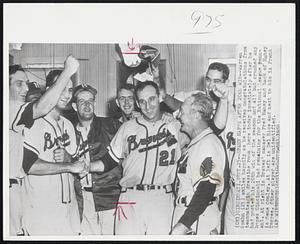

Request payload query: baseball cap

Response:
[73,84,97,100]
[27,82,42,96]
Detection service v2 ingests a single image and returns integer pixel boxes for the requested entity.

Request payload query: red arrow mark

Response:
[127,38,136,51]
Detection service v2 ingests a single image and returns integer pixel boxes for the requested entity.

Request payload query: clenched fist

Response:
[162,112,176,124]
[64,55,79,76]
[70,159,89,175]
[53,148,72,163]
[212,82,229,100]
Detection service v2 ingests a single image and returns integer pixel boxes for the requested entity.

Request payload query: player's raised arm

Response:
[160,88,183,112]
[211,82,229,132]
[32,55,79,119]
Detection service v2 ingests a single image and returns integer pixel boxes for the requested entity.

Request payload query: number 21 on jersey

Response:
[159,148,176,166]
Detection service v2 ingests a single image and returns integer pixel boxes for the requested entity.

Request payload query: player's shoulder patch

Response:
[199,157,213,177]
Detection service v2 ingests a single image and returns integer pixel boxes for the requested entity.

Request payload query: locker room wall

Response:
[11,43,236,116]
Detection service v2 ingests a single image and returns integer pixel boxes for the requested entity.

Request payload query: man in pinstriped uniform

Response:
[21,69,88,235]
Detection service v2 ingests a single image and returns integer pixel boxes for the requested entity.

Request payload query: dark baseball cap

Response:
[27,82,42,95]
[73,84,97,99]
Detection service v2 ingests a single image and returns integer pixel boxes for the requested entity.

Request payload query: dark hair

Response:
[9,64,24,76]
[9,65,25,85]
[207,62,230,81]
[117,83,135,98]
[134,80,159,99]
[46,70,63,88]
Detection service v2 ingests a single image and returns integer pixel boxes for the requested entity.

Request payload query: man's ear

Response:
[115,98,120,108]
[71,102,78,112]
[194,110,202,120]
[159,92,163,103]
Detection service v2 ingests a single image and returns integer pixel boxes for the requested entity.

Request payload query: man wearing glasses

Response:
[115,83,141,123]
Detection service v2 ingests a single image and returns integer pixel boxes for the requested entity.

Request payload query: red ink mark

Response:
[112,202,136,221]
[127,38,136,50]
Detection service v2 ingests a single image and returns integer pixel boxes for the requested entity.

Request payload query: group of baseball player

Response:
[9,54,237,236]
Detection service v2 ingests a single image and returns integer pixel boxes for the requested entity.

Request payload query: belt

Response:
[82,186,93,192]
[121,184,173,193]
[9,178,20,188]
[178,195,217,206]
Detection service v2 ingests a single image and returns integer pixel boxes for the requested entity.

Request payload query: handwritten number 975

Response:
[191,11,224,30]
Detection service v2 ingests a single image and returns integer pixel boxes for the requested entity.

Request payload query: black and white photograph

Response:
[3,3,294,241]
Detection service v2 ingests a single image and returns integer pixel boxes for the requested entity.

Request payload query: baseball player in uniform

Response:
[171,93,227,235]
[204,63,237,234]
[8,55,80,236]
[160,62,235,234]
[21,70,87,235]
[110,81,181,235]
[81,81,182,235]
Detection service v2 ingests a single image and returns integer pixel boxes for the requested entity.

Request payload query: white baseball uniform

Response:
[22,113,80,235]
[9,101,35,235]
[108,116,181,235]
[173,88,237,234]
[173,127,226,234]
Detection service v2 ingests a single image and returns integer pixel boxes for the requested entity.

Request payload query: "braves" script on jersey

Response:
[127,128,177,153]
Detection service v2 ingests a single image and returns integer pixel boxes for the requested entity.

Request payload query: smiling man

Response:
[110,81,182,234]
[21,70,88,236]
[79,81,182,234]
[171,93,227,235]
[70,84,122,235]
[115,83,141,123]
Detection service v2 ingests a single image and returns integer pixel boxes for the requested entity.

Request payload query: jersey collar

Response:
[187,127,213,150]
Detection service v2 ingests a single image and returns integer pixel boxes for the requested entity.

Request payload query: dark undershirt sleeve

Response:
[208,119,224,136]
[179,181,216,228]
[22,147,38,174]
[17,102,35,129]
[100,152,118,172]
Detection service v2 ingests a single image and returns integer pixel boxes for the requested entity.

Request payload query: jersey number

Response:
[159,148,176,166]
